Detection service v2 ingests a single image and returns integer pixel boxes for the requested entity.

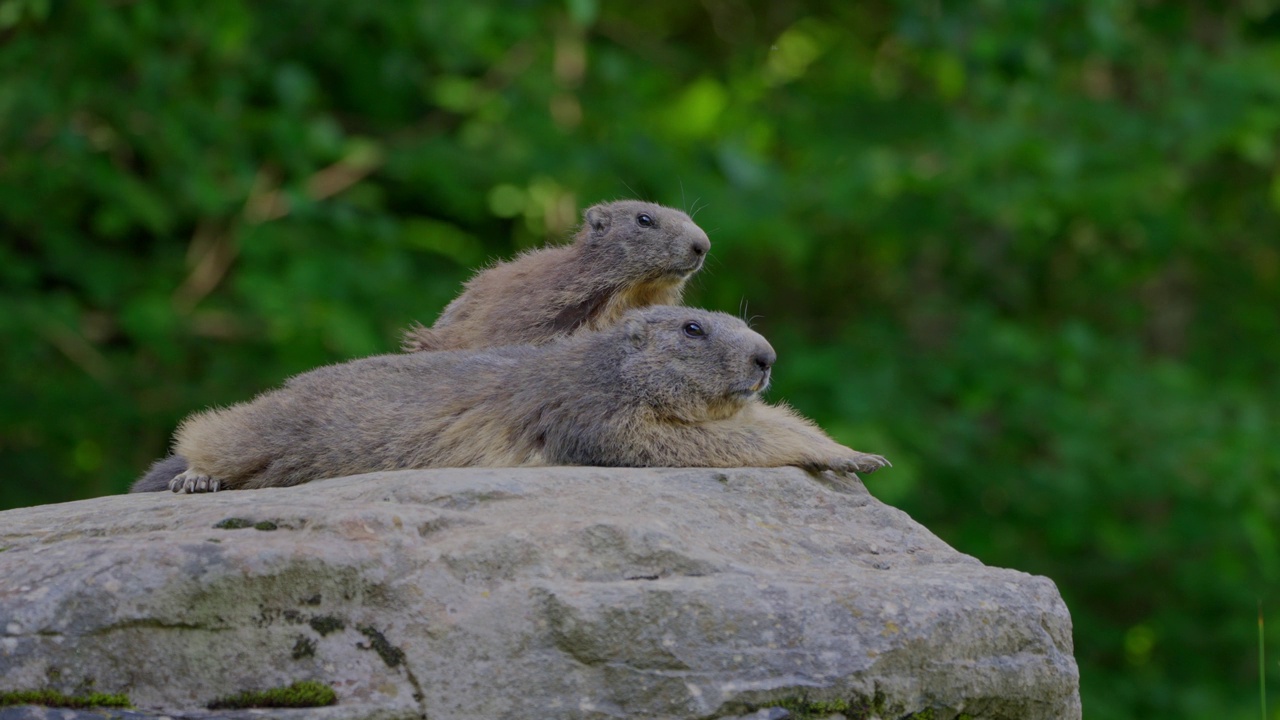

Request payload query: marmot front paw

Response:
[845,452,891,474]
[169,470,222,493]
[804,452,891,476]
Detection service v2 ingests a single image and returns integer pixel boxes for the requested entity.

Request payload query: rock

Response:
[0,468,1080,720]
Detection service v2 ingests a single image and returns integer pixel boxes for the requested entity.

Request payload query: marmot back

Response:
[137,306,888,493]
[402,200,710,352]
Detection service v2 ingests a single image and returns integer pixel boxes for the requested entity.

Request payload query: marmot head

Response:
[578,201,711,283]
[615,306,776,422]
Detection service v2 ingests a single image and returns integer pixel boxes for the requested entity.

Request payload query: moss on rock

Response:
[206,680,337,709]
[0,689,131,708]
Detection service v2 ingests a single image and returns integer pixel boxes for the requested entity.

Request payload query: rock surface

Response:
[0,468,1080,720]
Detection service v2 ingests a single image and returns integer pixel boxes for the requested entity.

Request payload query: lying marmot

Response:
[133,307,888,493]
[401,200,710,352]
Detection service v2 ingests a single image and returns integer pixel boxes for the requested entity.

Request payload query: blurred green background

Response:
[2,0,1278,716]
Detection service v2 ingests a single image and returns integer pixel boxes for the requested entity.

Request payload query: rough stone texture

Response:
[0,468,1080,720]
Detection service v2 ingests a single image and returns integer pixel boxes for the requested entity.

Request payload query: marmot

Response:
[133,306,888,493]
[401,200,710,352]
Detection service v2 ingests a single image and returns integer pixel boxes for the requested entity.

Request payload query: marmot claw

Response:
[820,453,891,475]
[851,453,891,474]
[169,470,221,493]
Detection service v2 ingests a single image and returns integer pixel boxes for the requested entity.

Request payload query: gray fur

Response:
[402,200,710,351]
[130,454,189,492]
[149,306,888,493]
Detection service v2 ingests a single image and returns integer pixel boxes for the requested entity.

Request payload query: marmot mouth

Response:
[732,372,770,398]
[675,256,705,276]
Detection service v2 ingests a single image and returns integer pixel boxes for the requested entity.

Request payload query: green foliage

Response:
[206,680,336,710]
[2,2,1278,718]
[0,689,131,708]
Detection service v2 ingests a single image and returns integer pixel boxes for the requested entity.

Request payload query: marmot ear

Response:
[623,317,647,349]
[584,205,611,237]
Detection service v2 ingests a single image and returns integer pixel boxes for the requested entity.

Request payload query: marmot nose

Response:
[753,348,776,372]
[691,235,710,257]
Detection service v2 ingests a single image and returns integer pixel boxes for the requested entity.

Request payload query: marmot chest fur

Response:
[402,200,710,352]
[145,306,888,493]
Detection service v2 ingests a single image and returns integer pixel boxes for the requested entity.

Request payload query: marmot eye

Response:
[682,322,705,338]
[636,213,653,227]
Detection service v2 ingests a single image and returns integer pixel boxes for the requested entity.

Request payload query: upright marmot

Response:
[135,306,888,493]
[401,200,710,352]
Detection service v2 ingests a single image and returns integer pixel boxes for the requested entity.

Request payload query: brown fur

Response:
[140,307,888,493]
[401,200,710,352]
